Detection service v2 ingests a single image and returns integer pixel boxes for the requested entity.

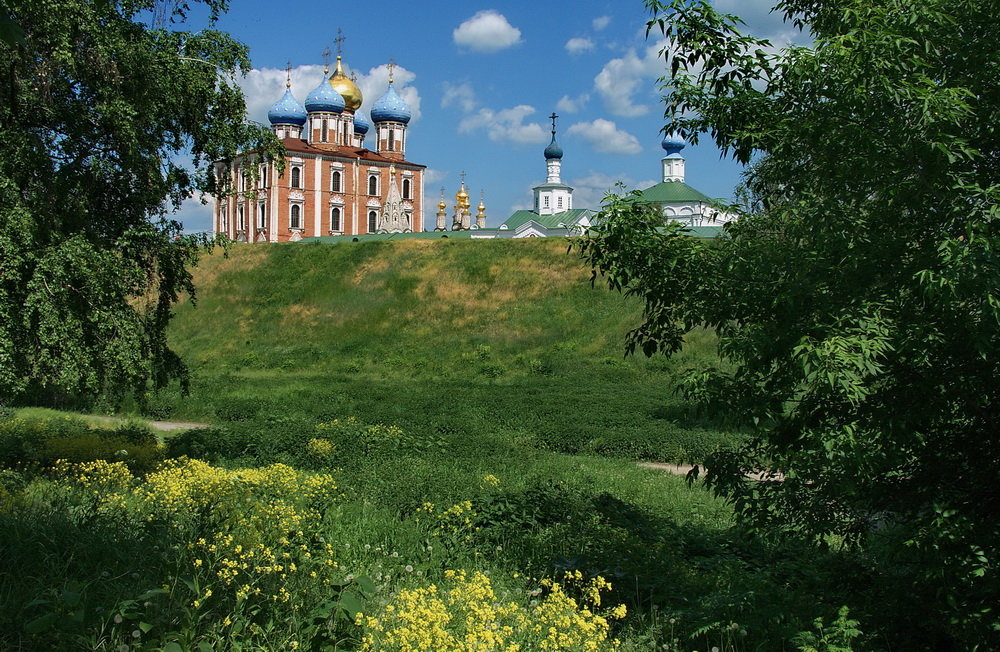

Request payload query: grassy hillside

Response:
[165,238,733,462]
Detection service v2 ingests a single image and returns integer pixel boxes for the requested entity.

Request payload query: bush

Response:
[0,416,91,467]
[165,427,251,462]
[41,433,165,473]
[111,420,158,446]
[0,415,163,472]
[213,398,263,422]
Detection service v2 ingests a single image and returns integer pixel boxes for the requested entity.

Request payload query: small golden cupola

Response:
[328,56,363,112]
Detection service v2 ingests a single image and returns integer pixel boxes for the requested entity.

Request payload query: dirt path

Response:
[637,461,784,482]
[85,415,210,432]
[637,462,695,476]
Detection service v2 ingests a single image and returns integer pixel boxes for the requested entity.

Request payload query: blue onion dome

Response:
[305,76,345,113]
[268,87,307,126]
[353,111,370,135]
[544,134,563,160]
[370,83,412,124]
[661,132,686,156]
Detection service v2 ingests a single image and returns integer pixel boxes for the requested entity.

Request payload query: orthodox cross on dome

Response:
[459,170,467,185]
[549,112,559,135]
[334,29,346,58]
[322,47,332,74]
[285,62,292,87]
[350,72,358,82]
[387,58,396,84]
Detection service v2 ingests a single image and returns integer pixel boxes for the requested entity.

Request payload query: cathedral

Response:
[213,50,424,242]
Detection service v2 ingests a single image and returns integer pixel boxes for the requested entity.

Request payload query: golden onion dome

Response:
[477,201,486,213]
[328,56,363,111]
[437,198,447,211]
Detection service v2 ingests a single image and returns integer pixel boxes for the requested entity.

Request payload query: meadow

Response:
[0,240,889,649]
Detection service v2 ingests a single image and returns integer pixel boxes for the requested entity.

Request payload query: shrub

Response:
[360,569,624,651]
[41,434,165,473]
[165,427,250,462]
[213,398,263,422]
[110,420,158,446]
[528,358,554,376]
[479,363,506,378]
[0,415,92,467]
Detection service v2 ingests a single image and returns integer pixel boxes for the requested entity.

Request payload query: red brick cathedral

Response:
[214,55,424,242]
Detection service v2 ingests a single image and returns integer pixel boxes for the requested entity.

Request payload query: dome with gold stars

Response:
[328,56,362,112]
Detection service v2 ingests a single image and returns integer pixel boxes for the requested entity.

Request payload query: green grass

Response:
[0,240,897,649]
[162,239,736,464]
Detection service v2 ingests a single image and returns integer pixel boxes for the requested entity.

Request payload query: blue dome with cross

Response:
[305,76,345,114]
[371,83,412,124]
[268,87,307,126]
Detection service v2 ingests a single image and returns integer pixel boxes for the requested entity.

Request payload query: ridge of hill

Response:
[165,239,735,462]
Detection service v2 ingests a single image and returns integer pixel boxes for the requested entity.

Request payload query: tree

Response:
[577,0,999,645]
[0,0,280,406]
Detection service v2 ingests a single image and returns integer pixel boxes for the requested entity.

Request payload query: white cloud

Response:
[172,194,215,233]
[441,81,477,112]
[565,37,595,55]
[555,93,590,113]
[238,65,325,125]
[424,168,447,188]
[712,0,805,46]
[237,62,422,129]
[453,10,523,53]
[459,105,548,145]
[593,40,667,117]
[593,15,611,31]
[568,171,657,210]
[357,62,422,122]
[566,119,642,155]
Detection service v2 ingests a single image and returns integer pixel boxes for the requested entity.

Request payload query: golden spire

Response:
[437,187,447,212]
[328,29,363,111]
[477,190,486,216]
[285,61,292,88]
[387,58,396,84]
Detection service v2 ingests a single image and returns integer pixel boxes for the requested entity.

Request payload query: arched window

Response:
[321,119,328,143]
[290,204,301,229]
[388,129,395,151]
[330,207,341,232]
[331,170,342,193]
[368,175,378,196]
[291,166,301,188]
[237,205,245,230]
[402,178,411,199]
[257,203,266,229]
[368,210,378,232]
[259,164,267,188]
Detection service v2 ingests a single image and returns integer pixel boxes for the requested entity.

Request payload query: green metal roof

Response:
[501,208,593,230]
[639,181,713,203]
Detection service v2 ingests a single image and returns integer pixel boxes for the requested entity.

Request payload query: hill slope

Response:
[165,238,733,462]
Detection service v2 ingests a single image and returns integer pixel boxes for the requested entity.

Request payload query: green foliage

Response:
[0,0,280,407]
[793,607,863,652]
[577,0,1000,645]
[0,415,162,472]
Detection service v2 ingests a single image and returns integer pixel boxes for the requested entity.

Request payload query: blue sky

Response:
[173,1,803,231]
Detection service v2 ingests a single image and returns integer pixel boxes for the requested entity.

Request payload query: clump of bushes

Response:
[167,417,447,469]
[0,416,163,472]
